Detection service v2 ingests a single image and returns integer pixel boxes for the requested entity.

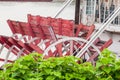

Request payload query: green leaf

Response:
[11,72,19,78]
[52,71,61,77]
[46,76,56,80]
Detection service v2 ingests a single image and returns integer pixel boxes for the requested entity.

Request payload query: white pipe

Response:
[102,6,119,23]
[53,0,74,18]
[76,6,120,58]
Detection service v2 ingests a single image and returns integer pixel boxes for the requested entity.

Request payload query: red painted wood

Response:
[27,14,45,39]
[6,14,113,61]
[0,58,13,63]
[75,23,95,40]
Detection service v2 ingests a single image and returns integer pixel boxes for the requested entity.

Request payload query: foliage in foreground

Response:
[0,49,120,80]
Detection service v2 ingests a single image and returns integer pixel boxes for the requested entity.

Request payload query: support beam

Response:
[75,0,80,24]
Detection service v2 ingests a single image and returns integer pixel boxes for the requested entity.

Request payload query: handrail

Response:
[76,6,120,58]
[102,6,120,23]
[53,0,73,18]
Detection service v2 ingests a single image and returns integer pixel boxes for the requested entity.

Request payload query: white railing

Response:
[76,6,120,58]
[94,0,120,26]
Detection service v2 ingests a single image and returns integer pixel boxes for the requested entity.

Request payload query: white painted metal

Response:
[16,48,25,59]
[53,0,74,18]
[43,37,100,57]
[0,44,6,54]
[99,0,101,23]
[3,45,16,66]
[93,0,96,22]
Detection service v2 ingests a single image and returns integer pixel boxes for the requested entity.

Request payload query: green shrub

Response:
[0,49,120,80]
[95,49,120,80]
